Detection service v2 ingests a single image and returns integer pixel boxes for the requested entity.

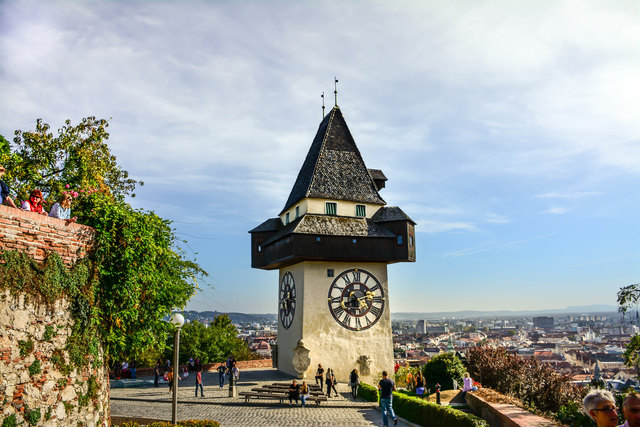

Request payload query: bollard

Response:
[436,383,441,405]
[229,371,238,398]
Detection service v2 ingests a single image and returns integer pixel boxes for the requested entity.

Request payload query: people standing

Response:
[232,364,239,382]
[415,372,425,398]
[378,370,398,426]
[168,367,181,393]
[583,389,618,427]
[217,363,227,388]
[330,369,338,397]
[325,368,334,398]
[129,359,137,379]
[195,364,204,397]
[315,364,325,388]
[154,360,161,387]
[288,379,301,405]
[300,381,310,407]
[21,189,48,215]
[0,165,17,208]
[49,193,77,223]
[350,369,360,399]
[621,393,640,427]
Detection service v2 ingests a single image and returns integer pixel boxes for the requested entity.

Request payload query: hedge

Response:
[357,383,487,427]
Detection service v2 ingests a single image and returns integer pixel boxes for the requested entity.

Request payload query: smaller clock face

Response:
[328,268,385,331]
[279,272,296,329]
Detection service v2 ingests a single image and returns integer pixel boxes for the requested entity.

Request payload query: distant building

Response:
[533,316,554,329]
[416,320,426,334]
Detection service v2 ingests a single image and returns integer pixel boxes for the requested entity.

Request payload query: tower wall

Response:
[277,261,393,382]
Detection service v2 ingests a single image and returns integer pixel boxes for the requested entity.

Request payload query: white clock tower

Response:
[250,106,415,381]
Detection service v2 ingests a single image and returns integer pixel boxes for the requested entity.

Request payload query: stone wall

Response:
[0,205,109,425]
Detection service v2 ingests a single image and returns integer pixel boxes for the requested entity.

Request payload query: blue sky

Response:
[1,1,638,313]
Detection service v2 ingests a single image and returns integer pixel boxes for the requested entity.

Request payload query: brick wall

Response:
[0,205,94,265]
[0,205,108,425]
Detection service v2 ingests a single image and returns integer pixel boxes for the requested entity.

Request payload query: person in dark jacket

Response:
[0,165,17,208]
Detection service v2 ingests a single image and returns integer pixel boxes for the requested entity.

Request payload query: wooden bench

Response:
[240,390,328,405]
[251,387,325,396]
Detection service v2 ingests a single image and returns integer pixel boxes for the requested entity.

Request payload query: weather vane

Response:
[321,92,325,119]
[334,77,339,107]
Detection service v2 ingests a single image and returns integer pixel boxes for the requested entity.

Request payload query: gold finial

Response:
[321,92,325,119]
[334,77,339,107]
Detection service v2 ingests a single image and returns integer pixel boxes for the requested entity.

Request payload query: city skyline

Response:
[1,1,638,313]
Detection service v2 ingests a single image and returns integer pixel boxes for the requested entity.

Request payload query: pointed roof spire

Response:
[280,107,385,214]
[334,77,338,107]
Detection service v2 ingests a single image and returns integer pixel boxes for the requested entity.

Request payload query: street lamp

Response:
[170,313,185,424]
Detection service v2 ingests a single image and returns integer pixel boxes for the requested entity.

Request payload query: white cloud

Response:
[541,207,568,215]
[535,191,603,199]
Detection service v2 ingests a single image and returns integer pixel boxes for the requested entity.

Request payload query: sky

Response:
[1,0,639,314]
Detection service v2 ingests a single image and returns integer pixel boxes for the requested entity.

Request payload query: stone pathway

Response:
[110,368,414,426]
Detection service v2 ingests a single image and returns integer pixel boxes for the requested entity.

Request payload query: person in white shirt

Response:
[49,193,77,223]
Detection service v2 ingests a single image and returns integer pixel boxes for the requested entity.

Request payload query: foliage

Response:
[617,283,640,322]
[167,317,258,365]
[623,335,640,378]
[1,117,206,368]
[423,353,466,391]
[43,324,56,341]
[358,382,379,402]
[18,338,34,357]
[394,365,422,390]
[1,414,16,427]
[1,251,99,370]
[467,346,585,414]
[24,407,41,426]
[5,117,139,203]
[28,359,41,376]
[392,391,488,427]
[554,400,594,427]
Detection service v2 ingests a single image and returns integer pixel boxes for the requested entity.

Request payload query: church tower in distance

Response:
[249,106,416,381]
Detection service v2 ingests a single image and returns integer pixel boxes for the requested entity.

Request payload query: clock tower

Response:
[250,106,416,381]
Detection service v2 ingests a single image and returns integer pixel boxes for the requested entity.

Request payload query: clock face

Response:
[279,272,296,329]
[327,268,385,331]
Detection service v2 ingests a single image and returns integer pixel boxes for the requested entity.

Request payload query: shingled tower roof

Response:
[280,106,386,214]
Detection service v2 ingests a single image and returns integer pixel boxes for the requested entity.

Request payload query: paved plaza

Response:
[110,367,415,426]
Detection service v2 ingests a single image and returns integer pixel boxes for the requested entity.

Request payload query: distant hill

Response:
[181,310,277,324]
[390,305,618,321]
[178,304,618,323]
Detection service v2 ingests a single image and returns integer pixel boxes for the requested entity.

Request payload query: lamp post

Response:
[170,313,185,424]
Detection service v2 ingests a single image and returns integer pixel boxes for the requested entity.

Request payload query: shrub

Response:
[423,353,466,391]
[357,383,487,426]
[392,391,487,427]
[358,382,379,402]
[467,346,585,413]
[24,407,41,426]
[554,400,593,426]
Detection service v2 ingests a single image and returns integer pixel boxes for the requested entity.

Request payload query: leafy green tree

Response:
[5,117,139,203]
[3,117,206,367]
[166,316,258,365]
[422,353,466,391]
[623,335,640,378]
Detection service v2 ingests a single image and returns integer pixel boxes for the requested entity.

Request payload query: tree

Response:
[166,316,258,365]
[422,353,466,391]
[5,117,139,203]
[3,117,206,367]
[623,335,640,379]
[618,283,640,323]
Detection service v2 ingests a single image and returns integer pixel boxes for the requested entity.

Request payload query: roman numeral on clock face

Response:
[327,268,385,331]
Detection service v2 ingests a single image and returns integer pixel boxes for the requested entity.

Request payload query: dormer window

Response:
[285,212,290,224]
[325,202,337,215]
[295,206,300,219]
[355,204,366,217]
